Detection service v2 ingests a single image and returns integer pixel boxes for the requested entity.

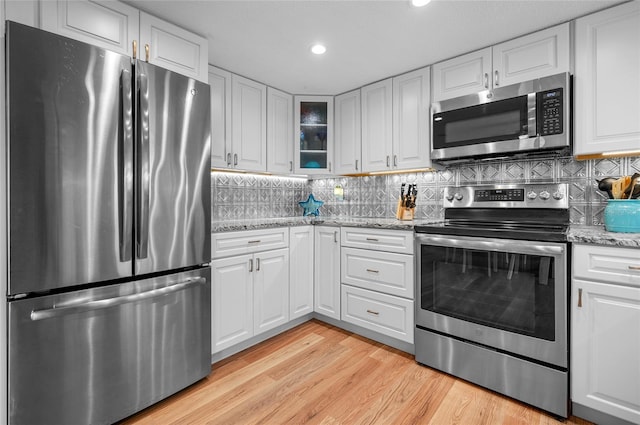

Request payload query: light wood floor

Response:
[121,320,593,425]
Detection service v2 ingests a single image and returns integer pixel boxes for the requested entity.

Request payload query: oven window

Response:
[420,245,555,341]
[432,95,529,149]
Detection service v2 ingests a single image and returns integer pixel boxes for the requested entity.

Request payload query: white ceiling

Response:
[126,0,626,95]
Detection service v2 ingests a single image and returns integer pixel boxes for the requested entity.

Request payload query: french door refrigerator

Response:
[5,22,211,425]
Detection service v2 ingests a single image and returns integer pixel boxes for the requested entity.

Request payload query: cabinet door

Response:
[432,48,491,101]
[334,89,362,174]
[209,65,232,168]
[314,227,341,319]
[492,23,570,88]
[40,0,139,56]
[289,226,314,319]
[266,87,294,174]
[232,75,267,171]
[295,96,334,174]
[574,1,640,156]
[361,78,393,172]
[211,255,253,353]
[572,278,640,424]
[139,12,208,82]
[254,248,290,335]
[392,67,431,170]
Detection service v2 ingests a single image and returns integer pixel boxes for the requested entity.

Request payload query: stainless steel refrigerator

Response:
[6,22,211,425]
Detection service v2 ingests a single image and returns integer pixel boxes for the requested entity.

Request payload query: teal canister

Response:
[604,200,640,233]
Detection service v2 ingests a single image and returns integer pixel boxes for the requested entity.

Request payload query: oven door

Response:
[415,234,567,368]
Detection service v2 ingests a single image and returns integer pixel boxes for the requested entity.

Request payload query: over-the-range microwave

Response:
[431,72,571,163]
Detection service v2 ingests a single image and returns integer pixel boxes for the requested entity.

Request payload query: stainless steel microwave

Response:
[431,72,571,163]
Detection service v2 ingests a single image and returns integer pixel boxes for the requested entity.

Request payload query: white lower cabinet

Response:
[314,226,341,320]
[289,226,314,320]
[340,228,414,344]
[211,229,290,354]
[572,244,640,424]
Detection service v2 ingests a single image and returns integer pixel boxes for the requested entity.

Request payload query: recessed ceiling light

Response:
[411,0,431,7]
[311,44,326,55]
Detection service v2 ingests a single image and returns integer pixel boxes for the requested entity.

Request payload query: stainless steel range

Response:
[414,183,570,418]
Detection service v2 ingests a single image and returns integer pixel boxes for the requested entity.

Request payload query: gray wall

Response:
[212,155,640,225]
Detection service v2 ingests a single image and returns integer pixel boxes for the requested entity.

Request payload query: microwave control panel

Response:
[537,88,563,136]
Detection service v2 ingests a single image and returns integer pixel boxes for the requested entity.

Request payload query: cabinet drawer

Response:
[341,247,413,299]
[341,284,414,343]
[573,244,640,287]
[341,227,413,254]
[212,228,289,259]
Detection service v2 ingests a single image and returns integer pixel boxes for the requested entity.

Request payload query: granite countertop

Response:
[212,217,639,248]
[567,225,640,248]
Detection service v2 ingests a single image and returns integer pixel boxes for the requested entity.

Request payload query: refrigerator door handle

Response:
[137,71,150,259]
[120,69,134,262]
[30,277,206,321]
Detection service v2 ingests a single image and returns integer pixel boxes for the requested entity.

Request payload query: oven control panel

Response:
[443,183,568,209]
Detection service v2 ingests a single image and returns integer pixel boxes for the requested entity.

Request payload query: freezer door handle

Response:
[30,277,206,321]
[120,69,134,262]
[137,71,150,259]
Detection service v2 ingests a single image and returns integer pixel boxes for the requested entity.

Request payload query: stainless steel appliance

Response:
[6,22,211,425]
[431,73,571,163]
[414,183,570,418]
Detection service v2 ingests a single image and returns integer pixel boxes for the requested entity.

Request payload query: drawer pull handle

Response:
[366,269,379,274]
[365,238,379,242]
[629,266,640,271]
[248,240,261,244]
[366,309,379,316]
[578,288,582,308]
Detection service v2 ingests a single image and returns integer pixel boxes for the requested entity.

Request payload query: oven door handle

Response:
[416,235,564,255]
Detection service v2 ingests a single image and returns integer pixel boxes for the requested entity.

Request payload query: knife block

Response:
[395,198,415,220]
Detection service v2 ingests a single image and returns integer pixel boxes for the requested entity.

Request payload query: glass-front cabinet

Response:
[295,96,333,174]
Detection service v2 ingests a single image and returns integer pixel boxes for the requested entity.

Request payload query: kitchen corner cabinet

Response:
[267,87,294,174]
[209,65,232,168]
[39,1,209,82]
[571,244,640,424]
[295,96,334,174]
[289,226,314,319]
[231,75,267,172]
[334,89,362,174]
[361,78,393,172]
[314,226,341,319]
[432,23,569,101]
[574,1,640,156]
[211,229,290,353]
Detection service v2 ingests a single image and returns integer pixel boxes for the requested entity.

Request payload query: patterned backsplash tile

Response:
[212,155,638,226]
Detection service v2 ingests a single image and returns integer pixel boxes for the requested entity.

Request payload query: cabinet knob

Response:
[494,70,499,87]
[484,73,489,89]
[577,288,582,308]
[289,161,293,172]
[386,156,390,167]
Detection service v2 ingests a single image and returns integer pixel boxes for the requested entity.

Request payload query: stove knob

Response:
[539,190,550,200]
[553,191,564,200]
[527,191,538,200]
[445,193,454,202]
[454,192,464,201]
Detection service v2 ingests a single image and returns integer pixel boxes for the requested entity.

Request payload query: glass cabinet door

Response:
[295,95,333,174]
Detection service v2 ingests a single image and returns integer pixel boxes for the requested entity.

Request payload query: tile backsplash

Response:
[212,155,640,226]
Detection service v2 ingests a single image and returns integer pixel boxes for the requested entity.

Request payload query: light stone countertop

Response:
[212,218,639,248]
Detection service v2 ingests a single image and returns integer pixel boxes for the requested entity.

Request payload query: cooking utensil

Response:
[624,173,640,199]
[596,177,617,199]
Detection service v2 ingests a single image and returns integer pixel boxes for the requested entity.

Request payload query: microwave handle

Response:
[527,93,537,137]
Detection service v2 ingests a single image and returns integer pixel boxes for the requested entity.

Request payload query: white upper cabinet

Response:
[39,1,208,82]
[40,0,139,56]
[334,89,362,174]
[361,78,393,172]
[266,87,294,174]
[232,74,267,172]
[209,65,232,168]
[574,1,640,156]
[139,12,208,82]
[432,23,570,101]
[392,66,431,170]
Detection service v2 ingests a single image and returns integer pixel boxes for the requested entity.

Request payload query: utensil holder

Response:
[395,198,415,221]
[604,199,640,233]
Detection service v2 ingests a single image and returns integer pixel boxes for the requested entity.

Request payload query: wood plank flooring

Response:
[120,320,593,425]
